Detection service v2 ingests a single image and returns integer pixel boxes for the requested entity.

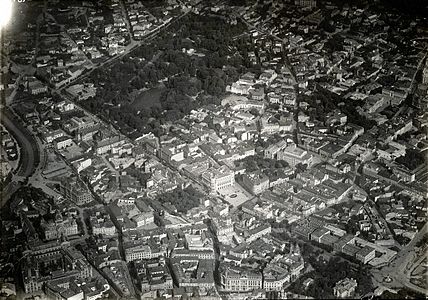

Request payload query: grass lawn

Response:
[131,85,165,110]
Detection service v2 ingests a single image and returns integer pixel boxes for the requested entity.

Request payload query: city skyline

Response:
[0,0,427,299]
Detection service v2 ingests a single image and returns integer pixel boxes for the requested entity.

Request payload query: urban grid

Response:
[0,0,427,299]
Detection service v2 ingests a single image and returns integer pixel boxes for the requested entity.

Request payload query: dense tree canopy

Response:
[395,148,425,170]
[156,186,204,213]
[289,245,374,298]
[81,13,252,137]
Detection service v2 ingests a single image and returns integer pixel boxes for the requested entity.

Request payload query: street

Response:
[0,108,40,207]
[371,222,428,296]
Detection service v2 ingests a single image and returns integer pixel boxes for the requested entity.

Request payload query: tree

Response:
[395,148,425,170]
[157,186,204,213]
[249,108,259,117]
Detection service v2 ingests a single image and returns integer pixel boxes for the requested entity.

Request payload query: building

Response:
[55,100,75,112]
[319,233,339,247]
[185,233,214,252]
[45,278,84,300]
[89,210,116,236]
[221,264,263,292]
[81,280,110,300]
[27,78,48,94]
[342,243,360,257]
[242,172,270,195]
[43,129,65,143]
[310,227,331,243]
[42,212,79,240]
[182,159,210,180]
[71,157,92,173]
[263,246,304,291]
[264,140,287,159]
[171,258,215,288]
[263,268,290,291]
[333,278,358,298]
[0,160,11,180]
[63,116,96,135]
[423,60,428,84]
[124,242,166,262]
[246,223,272,243]
[159,146,185,163]
[132,212,154,227]
[55,136,73,150]
[77,125,100,142]
[221,95,265,112]
[201,165,235,191]
[258,70,278,86]
[292,220,317,240]
[22,244,93,294]
[278,145,312,168]
[363,94,389,114]
[60,176,93,205]
[228,73,256,95]
[95,134,126,155]
[295,0,316,8]
[92,220,116,236]
[138,259,173,292]
[334,235,356,252]
[249,87,265,100]
[393,166,416,183]
[171,249,215,260]
[355,246,376,264]
[213,217,234,242]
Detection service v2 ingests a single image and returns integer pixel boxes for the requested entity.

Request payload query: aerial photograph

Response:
[0,0,427,299]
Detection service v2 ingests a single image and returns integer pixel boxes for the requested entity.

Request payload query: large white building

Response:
[221,264,263,292]
[201,165,235,191]
[55,136,73,150]
[42,214,79,241]
[42,129,65,143]
[95,135,126,155]
[334,278,358,298]
[185,233,214,252]
[132,212,154,227]
[242,172,270,195]
[246,223,272,243]
[92,222,116,236]
[124,243,166,262]
[278,145,313,167]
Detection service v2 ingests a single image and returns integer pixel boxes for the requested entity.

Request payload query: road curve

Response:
[1,108,39,178]
[371,222,428,296]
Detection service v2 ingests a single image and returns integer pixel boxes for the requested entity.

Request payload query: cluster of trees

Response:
[307,87,376,130]
[268,218,290,230]
[289,246,374,299]
[377,0,428,17]
[395,148,425,170]
[344,214,363,235]
[140,0,166,8]
[263,168,291,181]
[381,289,427,299]
[197,94,222,108]
[235,155,289,172]
[157,186,204,213]
[395,234,411,246]
[125,168,152,186]
[10,186,51,209]
[235,154,292,181]
[415,233,428,248]
[254,133,289,149]
[324,34,345,51]
[82,13,255,138]
[396,131,413,143]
